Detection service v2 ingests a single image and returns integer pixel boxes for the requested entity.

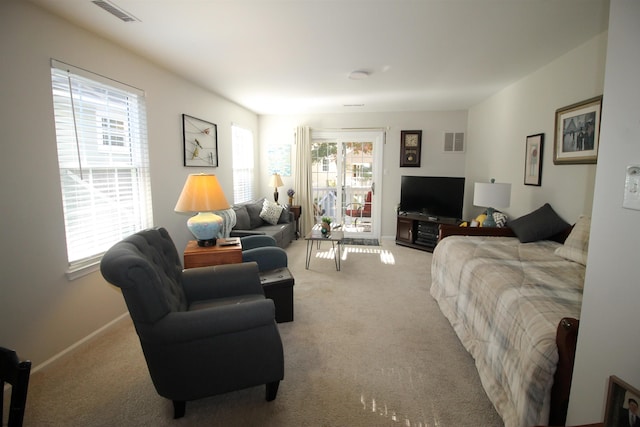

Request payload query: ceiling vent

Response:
[444,132,465,153]
[92,0,140,22]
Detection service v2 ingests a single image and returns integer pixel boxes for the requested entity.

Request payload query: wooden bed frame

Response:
[437,224,579,426]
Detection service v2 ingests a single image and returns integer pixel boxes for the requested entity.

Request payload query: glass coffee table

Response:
[304,229,344,271]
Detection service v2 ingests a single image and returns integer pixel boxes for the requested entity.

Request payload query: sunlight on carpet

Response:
[341,238,379,246]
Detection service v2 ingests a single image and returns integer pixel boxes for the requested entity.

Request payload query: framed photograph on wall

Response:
[182,114,218,167]
[524,133,544,186]
[400,130,422,167]
[553,95,602,164]
[604,375,640,427]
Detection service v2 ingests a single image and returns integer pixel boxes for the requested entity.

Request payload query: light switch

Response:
[623,165,640,210]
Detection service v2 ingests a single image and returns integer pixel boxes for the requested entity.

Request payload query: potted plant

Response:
[287,188,295,205]
[321,216,332,235]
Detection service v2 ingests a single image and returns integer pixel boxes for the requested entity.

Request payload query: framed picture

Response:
[400,130,422,167]
[182,114,218,167]
[553,95,602,164]
[604,375,640,427]
[524,133,544,186]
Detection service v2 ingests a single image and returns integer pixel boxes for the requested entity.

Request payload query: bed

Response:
[431,212,590,427]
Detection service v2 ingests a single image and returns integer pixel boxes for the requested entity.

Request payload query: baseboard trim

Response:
[31,312,130,374]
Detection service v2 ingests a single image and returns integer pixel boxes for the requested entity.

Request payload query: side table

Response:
[183,240,243,268]
[290,205,301,239]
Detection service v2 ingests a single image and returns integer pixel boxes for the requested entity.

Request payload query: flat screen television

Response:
[400,176,465,220]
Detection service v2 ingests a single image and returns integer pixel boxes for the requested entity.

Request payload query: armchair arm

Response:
[240,235,277,250]
[141,299,276,344]
[242,247,288,272]
[181,262,263,301]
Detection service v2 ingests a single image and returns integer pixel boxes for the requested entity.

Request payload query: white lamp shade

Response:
[473,182,511,209]
[174,174,230,213]
[269,173,284,188]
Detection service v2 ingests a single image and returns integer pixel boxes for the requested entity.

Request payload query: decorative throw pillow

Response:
[260,199,284,225]
[493,211,508,228]
[555,215,591,265]
[232,205,251,230]
[508,203,570,243]
[278,204,291,223]
[245,199,266,229]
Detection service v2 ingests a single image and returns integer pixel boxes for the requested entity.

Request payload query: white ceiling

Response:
[29,0,610,115]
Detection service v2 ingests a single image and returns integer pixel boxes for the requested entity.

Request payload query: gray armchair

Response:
[100,227,284,419]
[241,235,288,272]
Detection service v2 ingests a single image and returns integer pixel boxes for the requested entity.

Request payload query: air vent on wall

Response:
[444,132,465,152]
[92,0,140,22]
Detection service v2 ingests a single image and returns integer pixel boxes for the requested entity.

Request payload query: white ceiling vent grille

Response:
[92,0,140,22]
[444,132,465,153]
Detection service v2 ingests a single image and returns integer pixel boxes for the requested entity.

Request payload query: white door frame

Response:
[311,129,384,239]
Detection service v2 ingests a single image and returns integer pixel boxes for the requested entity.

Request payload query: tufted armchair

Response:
[100,227,284,419]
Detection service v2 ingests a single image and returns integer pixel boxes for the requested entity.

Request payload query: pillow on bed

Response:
[554,215,591,265]
[508,203,570,243]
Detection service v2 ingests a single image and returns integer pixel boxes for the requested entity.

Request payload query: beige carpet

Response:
[20,239,503,426]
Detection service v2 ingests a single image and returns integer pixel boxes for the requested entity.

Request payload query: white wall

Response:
[259,111,468,238]
[0,0,258,365]
[567,1,640,423]
[466,33,608,222]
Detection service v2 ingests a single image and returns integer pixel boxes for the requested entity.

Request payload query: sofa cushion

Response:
[508,203,570,243]
[245,199,265,229]
[233,205,251,230]
[260,199,284,225]
[555,215,590,265]
[278,204,291,223]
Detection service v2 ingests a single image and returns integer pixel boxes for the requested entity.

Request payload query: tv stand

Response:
[395,213,459,252]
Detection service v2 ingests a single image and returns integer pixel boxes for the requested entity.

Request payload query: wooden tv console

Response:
[395,212,459,252]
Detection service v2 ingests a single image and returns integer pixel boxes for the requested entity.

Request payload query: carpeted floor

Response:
[340,238,379,246]
[19,239,503,426]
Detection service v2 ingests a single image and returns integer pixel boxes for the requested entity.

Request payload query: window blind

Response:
[50,60,153,276]
[231,124,254,203]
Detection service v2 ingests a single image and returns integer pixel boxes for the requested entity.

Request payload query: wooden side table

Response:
[290,205,301,239]
[183,240,243,268]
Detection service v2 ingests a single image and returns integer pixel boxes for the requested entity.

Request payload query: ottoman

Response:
[259,267,294,323]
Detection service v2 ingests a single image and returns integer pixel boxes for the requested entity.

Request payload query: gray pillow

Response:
[232,205,251,230]
[278,204,291,223]
[245,199,265,229]
[508,203,570,243]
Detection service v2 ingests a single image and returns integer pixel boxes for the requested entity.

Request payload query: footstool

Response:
[259,267,294,323]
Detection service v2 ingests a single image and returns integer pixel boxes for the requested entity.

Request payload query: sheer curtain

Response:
[294,126,314,236]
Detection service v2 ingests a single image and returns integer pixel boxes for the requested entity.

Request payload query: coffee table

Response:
[304,229,344,271]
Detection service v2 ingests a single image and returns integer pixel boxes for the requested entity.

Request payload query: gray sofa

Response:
[229,198,295,248]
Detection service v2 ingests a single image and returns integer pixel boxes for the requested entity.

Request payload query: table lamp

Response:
[175,173,230,246]
[473,178,511,227]
[269,173,284,204]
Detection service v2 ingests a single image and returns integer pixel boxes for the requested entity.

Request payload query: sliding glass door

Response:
[310,130,383,239]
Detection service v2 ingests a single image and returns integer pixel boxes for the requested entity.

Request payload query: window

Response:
[231,124,254,203]
[50,60,153,278]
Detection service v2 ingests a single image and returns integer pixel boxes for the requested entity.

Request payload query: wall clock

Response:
[400,130,422,167]
[182,114,218,167]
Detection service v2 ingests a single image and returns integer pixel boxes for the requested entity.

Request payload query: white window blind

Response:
[231,124,254,203]
[50,60,153,276]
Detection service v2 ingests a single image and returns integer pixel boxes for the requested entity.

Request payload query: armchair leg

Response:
[266,381,280,401]
[173,400,186,419]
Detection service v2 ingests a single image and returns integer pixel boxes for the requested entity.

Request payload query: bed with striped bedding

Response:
[430,235,584,427]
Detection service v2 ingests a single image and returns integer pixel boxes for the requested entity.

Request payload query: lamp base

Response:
[197,238,217,247]
[482,207,497,227]
[273,190,279,204]
[187,212,223,244]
